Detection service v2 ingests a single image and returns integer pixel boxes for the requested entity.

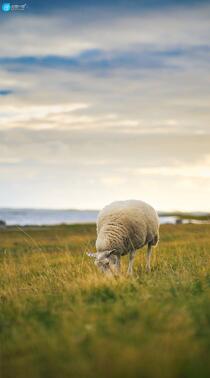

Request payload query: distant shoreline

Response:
[0,208,210,227]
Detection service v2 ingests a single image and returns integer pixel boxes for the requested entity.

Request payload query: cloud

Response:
[130,160,210,179]
[0,57,210,135]
[0,103,89,129]
[0,4,210,58]
[0,1,210,209]
[1,129,210,168]
[0,89,13,96]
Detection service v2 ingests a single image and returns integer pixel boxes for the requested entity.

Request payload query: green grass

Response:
[160,211,210,221]
[1,223,210,378]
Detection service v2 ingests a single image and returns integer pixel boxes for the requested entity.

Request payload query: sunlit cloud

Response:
[0,103,89,129]
[131,161,210,179]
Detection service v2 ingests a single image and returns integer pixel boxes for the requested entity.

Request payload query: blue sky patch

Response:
[0,89,13,96]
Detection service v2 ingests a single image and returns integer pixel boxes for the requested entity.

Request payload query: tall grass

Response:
[1,224,210,378]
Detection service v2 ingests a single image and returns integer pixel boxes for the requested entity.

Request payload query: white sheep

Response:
[87,200,159,275]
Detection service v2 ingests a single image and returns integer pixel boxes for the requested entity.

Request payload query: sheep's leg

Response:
[115,255,121,273]
[127,250,135,275]
[109,254,121,274]
[146,243,152,272]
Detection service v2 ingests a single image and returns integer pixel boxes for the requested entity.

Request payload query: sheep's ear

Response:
[86,252,97,259]
[104,249,116,258]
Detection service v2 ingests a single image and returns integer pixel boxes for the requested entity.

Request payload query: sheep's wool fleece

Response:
[96,200,159,255]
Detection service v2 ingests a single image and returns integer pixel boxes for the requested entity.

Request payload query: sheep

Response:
[87,200,159,275]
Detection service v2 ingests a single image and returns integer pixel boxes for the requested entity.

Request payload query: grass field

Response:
[1,223,210,378]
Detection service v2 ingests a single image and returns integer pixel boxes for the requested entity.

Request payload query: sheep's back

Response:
[96,200,159,253]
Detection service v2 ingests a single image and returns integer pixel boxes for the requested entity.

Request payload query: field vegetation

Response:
[1,223,210,378]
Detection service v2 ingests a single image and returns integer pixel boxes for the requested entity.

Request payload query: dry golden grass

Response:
[1,223,210,378]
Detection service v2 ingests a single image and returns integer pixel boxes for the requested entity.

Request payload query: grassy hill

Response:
[1,223,210,378]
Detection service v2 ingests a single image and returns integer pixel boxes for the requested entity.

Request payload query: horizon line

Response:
[0,207,209,215]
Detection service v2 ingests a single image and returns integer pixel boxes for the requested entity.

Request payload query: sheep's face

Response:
[95,256,110,273]
[87,250,116,274]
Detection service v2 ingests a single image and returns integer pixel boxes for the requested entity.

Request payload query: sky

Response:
[0,0,210,211]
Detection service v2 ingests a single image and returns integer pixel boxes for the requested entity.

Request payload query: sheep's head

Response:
[87,250,116,274]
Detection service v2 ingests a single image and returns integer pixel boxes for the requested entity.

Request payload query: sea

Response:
[0,208,179,226]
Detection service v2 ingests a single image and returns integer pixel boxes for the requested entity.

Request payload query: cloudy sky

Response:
[0,0,210,211]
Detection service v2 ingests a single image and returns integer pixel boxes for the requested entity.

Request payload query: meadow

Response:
[1,223,210,378]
